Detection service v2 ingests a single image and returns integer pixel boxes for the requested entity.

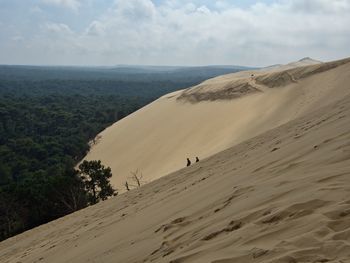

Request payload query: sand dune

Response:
[84,57,350,192]
[1,57,350,262]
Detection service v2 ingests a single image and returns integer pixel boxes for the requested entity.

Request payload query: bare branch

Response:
[129,169,145,188]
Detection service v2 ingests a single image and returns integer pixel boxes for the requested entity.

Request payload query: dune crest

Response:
[255,57,350,89]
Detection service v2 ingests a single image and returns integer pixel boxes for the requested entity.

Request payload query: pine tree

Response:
[78,160,115,204]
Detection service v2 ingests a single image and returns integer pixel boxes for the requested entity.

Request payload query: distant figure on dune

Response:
[196,157,199,162]
[186,158,191,167]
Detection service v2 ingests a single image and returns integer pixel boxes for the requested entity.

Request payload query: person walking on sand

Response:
[196,157,199,162]
[186,158,191,167]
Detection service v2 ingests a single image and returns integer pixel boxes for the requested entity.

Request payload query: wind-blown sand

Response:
[84,57,350,192]
[1,57,350,263]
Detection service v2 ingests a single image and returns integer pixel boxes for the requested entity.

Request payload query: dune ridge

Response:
[1,75,350,262]
[179,57,350,102]
[261,57,322,72]
[255,57,350,89]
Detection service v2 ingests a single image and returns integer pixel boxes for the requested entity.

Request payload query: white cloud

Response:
[30,6,44,14]
[114,0,156,21]
[85,20,105,36]
[73,0,349,65]
[288,0,350,13]
[5,0,350,66]
[41,0,80,11]
[44,22,74,35]
[196,5,211,14]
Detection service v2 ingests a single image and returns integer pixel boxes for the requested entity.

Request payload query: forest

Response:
[0,65,249,241]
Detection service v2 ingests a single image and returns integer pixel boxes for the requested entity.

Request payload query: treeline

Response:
[0,93,143,240]
[0,65,246,241]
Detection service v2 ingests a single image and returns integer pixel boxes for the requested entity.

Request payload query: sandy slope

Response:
[1,60,350,262]
[84,58,350,192]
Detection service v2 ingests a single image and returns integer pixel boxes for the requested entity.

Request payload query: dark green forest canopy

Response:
[0,65,252,241]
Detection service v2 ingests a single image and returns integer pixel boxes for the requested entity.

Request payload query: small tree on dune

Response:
[78,160,116,204]
[129,169,144,188]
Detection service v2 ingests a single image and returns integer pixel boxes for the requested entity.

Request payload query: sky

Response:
[0,0,349,67]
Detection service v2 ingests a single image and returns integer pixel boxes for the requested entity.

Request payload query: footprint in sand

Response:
[202,221,243,241]
[154,217,189,233]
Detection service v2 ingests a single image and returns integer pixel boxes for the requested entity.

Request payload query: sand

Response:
[1,57,350,263]
[84,57,350,192]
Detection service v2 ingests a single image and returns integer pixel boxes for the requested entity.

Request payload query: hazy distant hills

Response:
[0,65,256,81]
